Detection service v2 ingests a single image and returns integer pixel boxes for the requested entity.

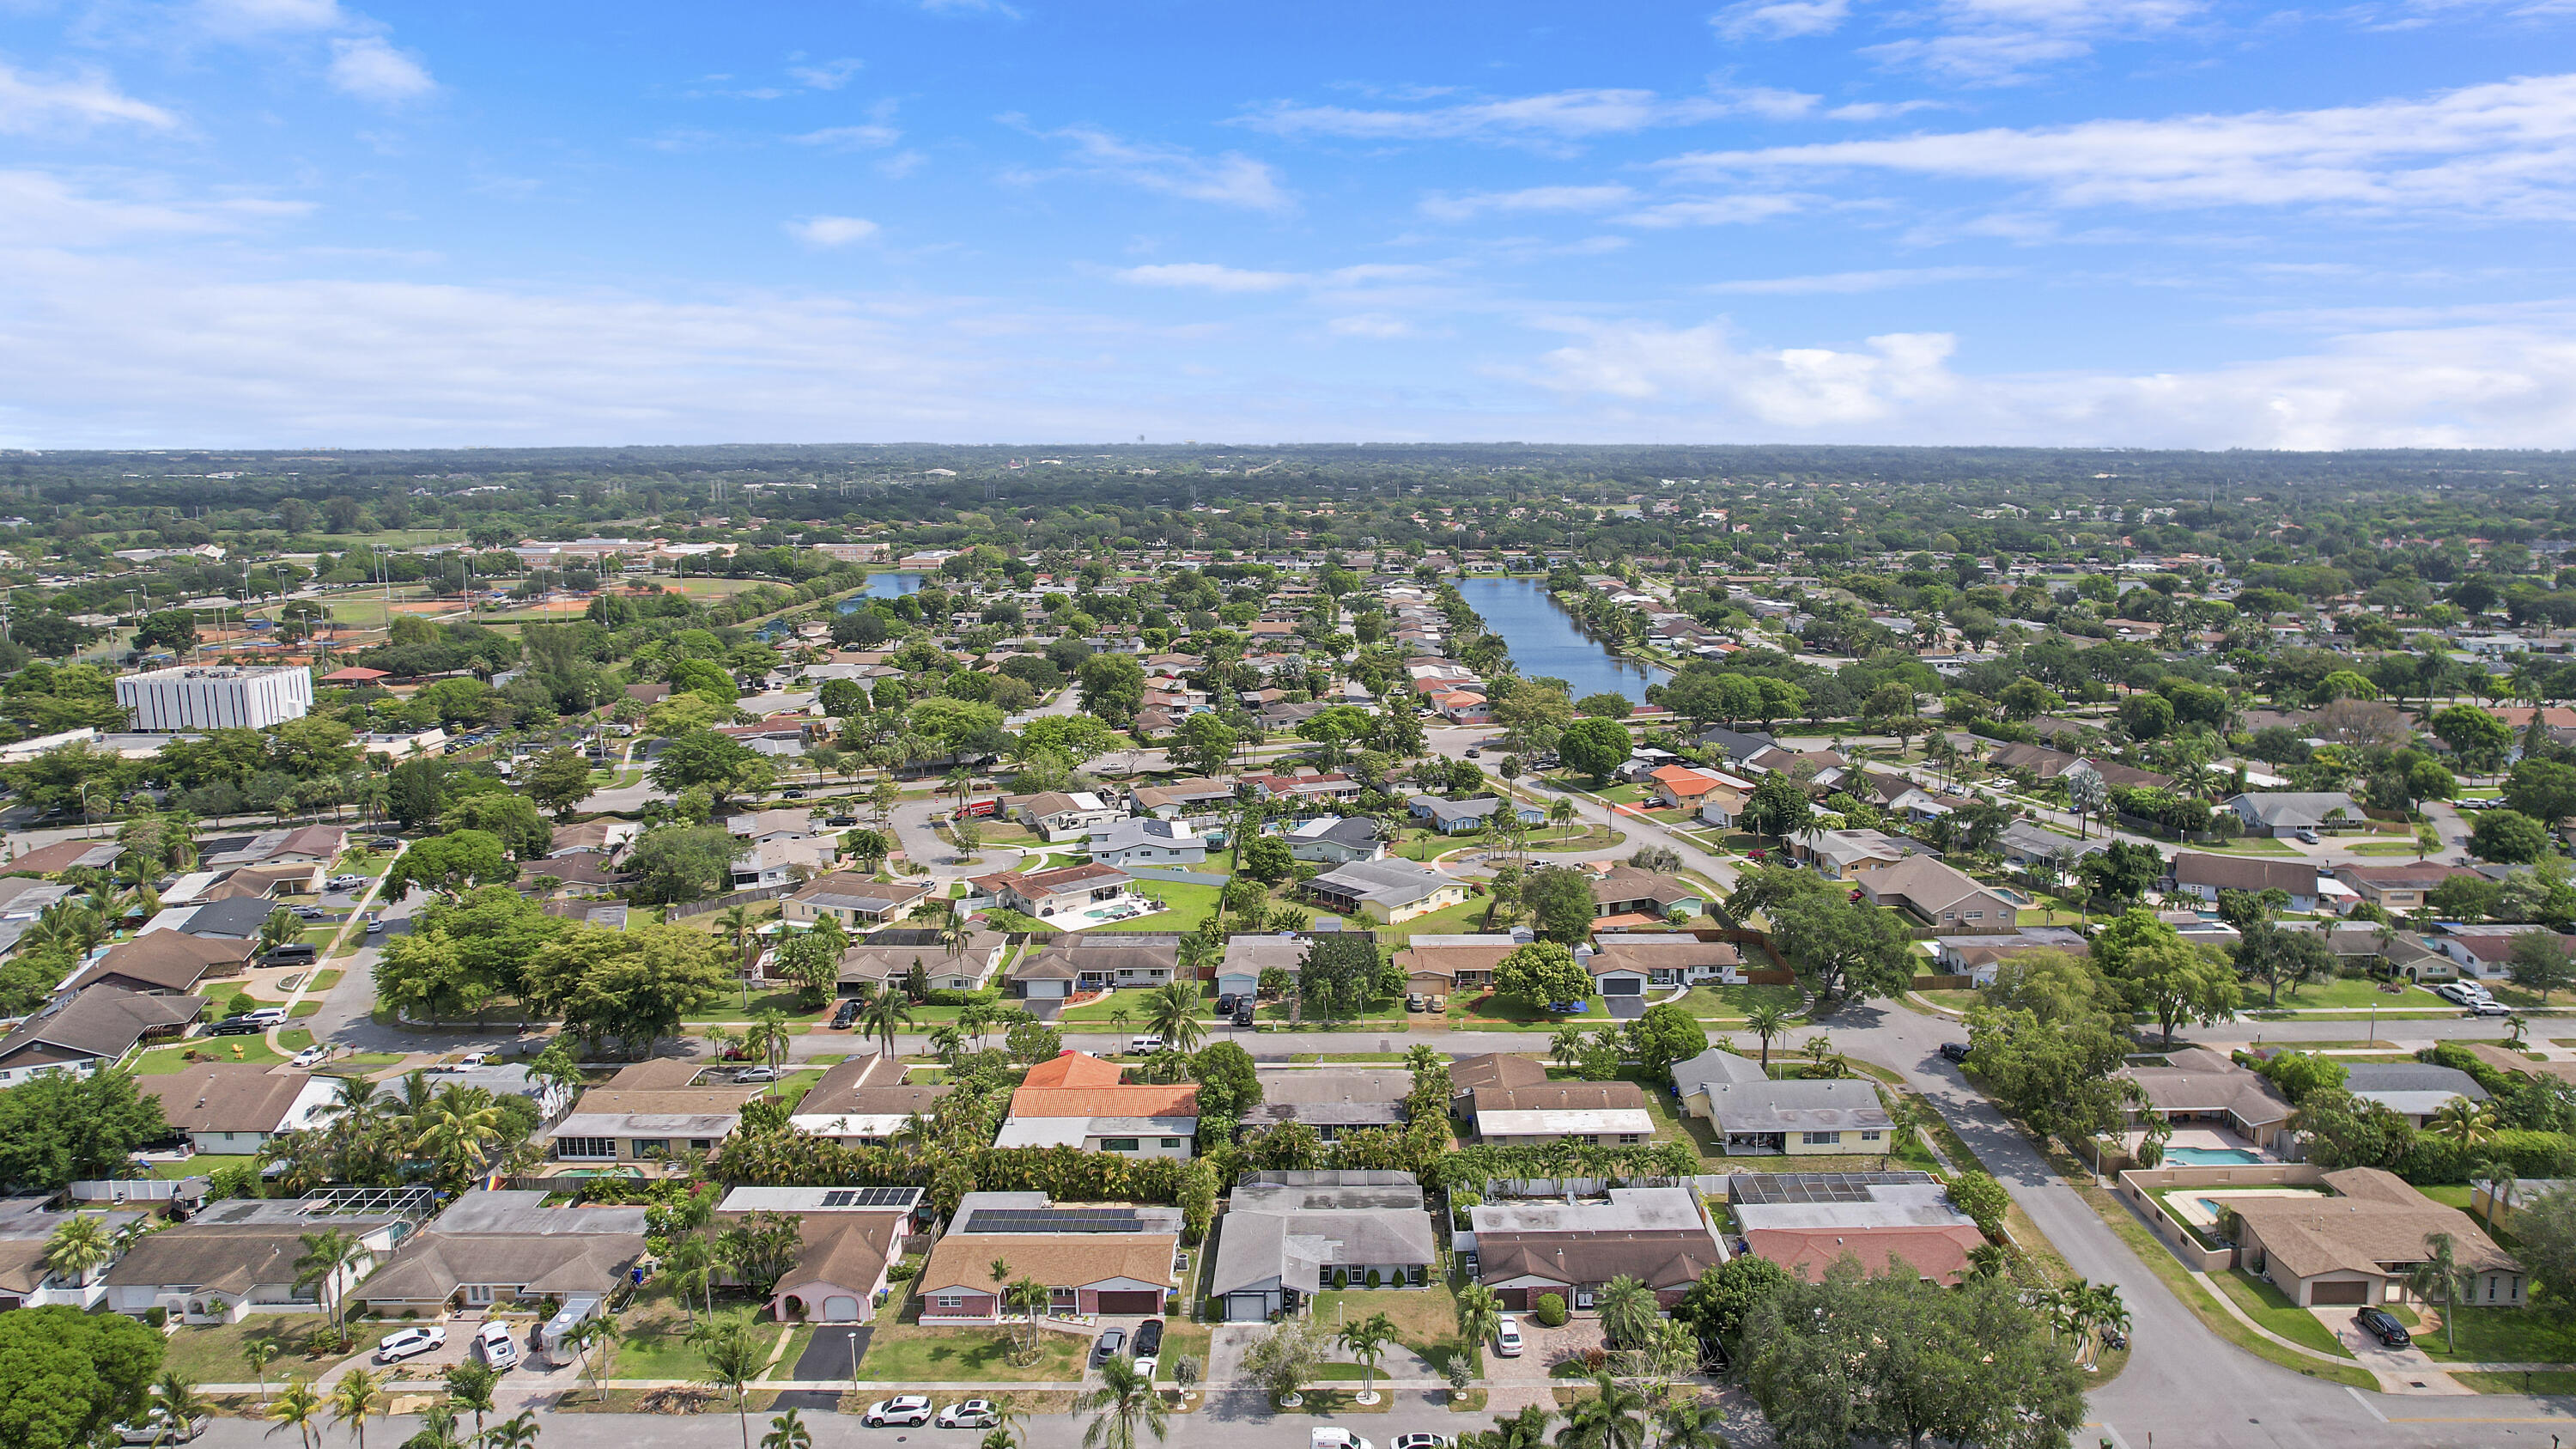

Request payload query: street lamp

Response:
[846,1327,862,1395]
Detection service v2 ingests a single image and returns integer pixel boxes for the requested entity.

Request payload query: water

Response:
[2165,1147,2263,1166]
[1453,576,1670,703]
[757,572,924,640]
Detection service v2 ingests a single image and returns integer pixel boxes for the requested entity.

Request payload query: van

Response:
[260,944,318,966]
[474,1320,519,1370]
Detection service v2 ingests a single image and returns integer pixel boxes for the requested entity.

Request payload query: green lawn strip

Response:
[133,1040,286,1073]
[2343,841,2436,855]
[2200,838,2303,855]
[857,1324,1087,1382]
[1672,982,1807,1020]
[2072,1183,2377,1389]
[1916,988,1981,1013]
[2242,976,2445,1011]
[1380,896,1507,947]
[2212,1269,2357,1358]
[153,1152,255,1181]
[159,1318,361,1383]
[290,1001,321,1018]
[2409,1304,2576,1363]
[610,1288,721,1379]
[2456,1370,2576,1393]
[1091,880,1224,932]
[278,1028,315,1050]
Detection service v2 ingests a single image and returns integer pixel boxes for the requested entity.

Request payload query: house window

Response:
[1802,1131,1840,1145]
[1965,910,1984,920]
[556,1137,616,1160]
[1102,1138,1140,1152]
[632,1139,668,1158]
[934,1294,964,1309]
[690,1139,714,1152]
[1160,1138,1182,1148]
[1618,1133,1642,1145]
[1861,1130,1882,1142]
[1574,1289,1595,1309]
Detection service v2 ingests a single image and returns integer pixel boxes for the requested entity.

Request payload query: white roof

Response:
[1473,1108,1656,1136]
[787,1112,916,1139]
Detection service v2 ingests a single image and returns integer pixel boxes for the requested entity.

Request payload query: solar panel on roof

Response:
[963,1207,1145,1234]
[817,1186,915,1209]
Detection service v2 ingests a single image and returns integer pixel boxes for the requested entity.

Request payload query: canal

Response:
[1453,575,1670,703]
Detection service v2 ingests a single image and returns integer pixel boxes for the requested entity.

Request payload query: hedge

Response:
[2400,1128,2576,1184]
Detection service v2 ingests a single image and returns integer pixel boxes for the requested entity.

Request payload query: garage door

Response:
[1601,977,1643,995]
[1224,1294,1268,1322]
[1097,1290,1163,1315]
[822,1296,860,1322]
[2309,1280,2368,1306]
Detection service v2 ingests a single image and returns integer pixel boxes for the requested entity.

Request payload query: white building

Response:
[117,666,313,732]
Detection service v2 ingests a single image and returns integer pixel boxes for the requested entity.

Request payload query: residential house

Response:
[1997,821,2106,872]
[352,1190,648,1323]
[729,837,840,890]
[522,852,622,897]
[1694,1078,1892,1156]
[1217,934,1304,1001]
[1129,779,1236,819]
[1395,933,1522,997]
[1085,818,1208,868]
[1585,935,1742,987]
[1858,856,2019,933]
[1460,1077,1654,1147]
[2170,853,2324,913]
[1586,866,1709,927]
[915,1190,1184,1322]
[998,1050,1200,1157]
[720,1184,925,1324]
[1743,746,1847,779]
[1407,795,1546,835]
[1010,935,1181,998]
[1732,1172,1984,1286]
[0,986,204,1087]
[0,1199,150,1310]
[727,808,830,844]
[1787,828,1921,879]
[2342,1062,2487,1128]
[780,873,935,930]
[2116,1046,2296,1153]
[1212,1172,1438,1320]
[1928,928,2088,982]
[544,1064,767,1165]
[2333,862,2481,915]
[1019,792,1127,843]
[141,1064,340,1154]
[2227,792,2367,837]
[828,931,1006,995]
[1670,1047,1770,1115]
[153,897,284,942]
[1,839,124,878]
[1305,858,1468,924]
[1280,816,1383,865]
[1243,1069,1411,1142]
[66,930,253,997]
[787,1054,952,1143]
[2232,1168,2522,1308]
[1469,1187,1723,1311]
[1649,765,1748,813]
[964,863,1139,922]
[550,819,642,857]
[104,1201,405,1324]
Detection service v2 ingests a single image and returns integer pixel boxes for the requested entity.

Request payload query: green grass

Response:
[2412,1304,2576,1363]
[155,1152,255,1181]
[1090,880,1223,932]
[2456,1369,2576,1393]
[133,1040,286,1072]
[858,1324,1087,1382]
[1380,894,1504,945]
[2200,837,2303,855]
[2245,977,2443,1011]
[1673,982,1808,1020]
[278,1028,315,1050]
[2213,1269,2357,1358]
[610,1287,721,1379]
[2344,841,2439,855]
[159,1318,364,1383]
[1528,825,1624,852]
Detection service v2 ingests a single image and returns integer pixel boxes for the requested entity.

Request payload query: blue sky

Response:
[2,0,2571,449]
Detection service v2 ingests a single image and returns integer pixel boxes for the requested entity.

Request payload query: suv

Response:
[1128,1034,1163,1054]
[832,998,866,1028]
[1405,994,1426,1013]
[861,1397,934,1428]
[1091,1327,1126,1365]
[1938,1041,1971,1063]
[2354,1306,2412,1348]
[1232,1002,1255,1028]
[1131,1318,1163,1376]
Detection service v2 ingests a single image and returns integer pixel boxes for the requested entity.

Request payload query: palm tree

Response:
[2428,1099,2498,1150]
[2506,1012,2531,1048]
[743,1008,793,1074]
[1549,797,1577,831]
[2472,1157,2515,1230]
[245,1340,276,1402]
[2409,1232,2474,1355]
[329,1367,380,1449]
[1490,1405,1554,1449]
[405,1406,465,1449]
[663,1232,718,1322]
[151,1373,212,1449]
[859,990,914,1059]
[1965,1243,2015,1282]
[761,1410,813,1449]
[410,1087,504,1190]
[1454,1282,1503,1355]
[690,1311,769,1449]
[479,1410,540,1449]
[42,1213,116,1287]
[715,905,760,974]
[562,1314,617,1403]
[268,1381,324,1449]
[1594,1275,1657,1349]
[1176,933,1218,988]
[1338,1311,1399,1403]
[1142,980,1206,1052]
[2092,1285,2133,1362]
[1653,1400,1728,1449]
[1005,1277,1052,1361]
[294,1229,367,1346]
[1741,1003,1792,1068]
[1551,1373,1647,1449]
[1072,1354,1167,1449]
[260,906,305,954]
[443,1360,498,1438]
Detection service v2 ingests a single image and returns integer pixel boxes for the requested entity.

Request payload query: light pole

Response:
[846,1327,861,1393]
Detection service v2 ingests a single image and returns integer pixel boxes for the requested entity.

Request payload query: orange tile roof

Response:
[1008,1084,1201,1119]
[1020,1051,1123,1089]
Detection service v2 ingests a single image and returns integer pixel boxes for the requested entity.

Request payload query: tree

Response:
[0,1306,163,1449]
[441,792,550,860]
[2254,1050,2348,1104]
[1521,866,1600,944]
[1170,713,1239,777]
[329,1367,381,1449]
[2510,931,2576,1003]
[131,610,200,655]
[442,1361,497,1437]
[0,1065,168,1191]
[1143,980,1206,1052]
[527,747,597,819]
[1454,1282,1504,1354]
[1077,654,1147,726]
[1240,836,1294,884]
[649,729,771,811]
[621,825,738,906]
[270,1380,324,1449]
[2408,1232,2476,1355]
[527,922,734,1058]
[1242,1319,1327,1404]
[1558,716,1631,782]
[1741,1002,1792,1067]
[2117,941,2242,1045]
[1595,1275,1658,1349]
[1675,1255,1794,1356]
[1494,684,1572,758]
[1765,880,1918,1005]
[689,1311,768,1449]
[1629,1002,1708,1074]
[2473,809,2550,865]
[2081,839,2164,904]
[2433,705,2514,777]
[860,989,914,1058]
[1552,1372,1647,1449]
[2515,1185,2576,1327]
[1966,998,2130,1153]
[762,1409,813,1449]
[2233,920,2337,1008]
[1190,1040,1261,1118]
[1073,1353,1168,1449]
[294,1229,367,1345]
[1576,691,1634,720]
[1297,935,1381,1020]
[2508,758,2576,825]
[1493,941,1592,1007]
[2063,764,2110,837]
[149,1373,210,1449]
[773,929,843,1010]
[385,831,513,900]
[1740,771,1812,843]
[1338,1311,1400,1403]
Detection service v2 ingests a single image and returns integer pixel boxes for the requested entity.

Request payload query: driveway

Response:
[796,1324,872,1384]
[2314,1308,2474,1395]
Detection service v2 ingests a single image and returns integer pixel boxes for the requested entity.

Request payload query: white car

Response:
[241,1007,288,1027]
[935,1402,1000,1429]
[290,1046,329,1068]
[1494,1315,1524,1356]
[1128,1034,1164,1053]
[116,1412,209,1445]
[374,1325,448,1363]
[473,1319,518,1370]
[862,1397,935,1428]
[1392,1436,1451,1449]
[457,1052,491,1068]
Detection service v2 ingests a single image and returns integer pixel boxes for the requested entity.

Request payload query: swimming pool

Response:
[2163,1147,2263,1166]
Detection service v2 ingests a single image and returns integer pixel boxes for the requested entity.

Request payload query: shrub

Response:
[144,1307,167,1328]
[1533,1293,1568,1328]
[1366,1269,1382,1288]
[1333,1267,1348,1289]
[886,1261,918,1282]
[2400,1128,2576,1184]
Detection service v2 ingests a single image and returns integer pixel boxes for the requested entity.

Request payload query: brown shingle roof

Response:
[142,1064,314,1135]
[917,1232,1177,1295]
[1450,1054,1548,1093]
[2231,1167,2517,1282]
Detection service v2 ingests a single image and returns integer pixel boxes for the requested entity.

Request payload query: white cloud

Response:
[327,36,435,103]
[786,216,880,247]
[1823,100,1948,121]
[787,58,863,90]
[0,170,307,247]
[0,63,180,133]
[1657,73,2576,217]
[193,0,349,35]
[1616,194,1807,227]
[1021,124,1292,211]
[1712,0,1852,40]
[1237,87,1816,149]
[1418,185,1637,221]
[1116,263,1301,292]
[792,124,902,149]
[1704,265,2019,293]
[1328,314,1415,338]
[1537,319,1960,425]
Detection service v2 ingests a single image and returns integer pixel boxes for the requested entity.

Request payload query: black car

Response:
[826,816,859,827]
[204,1017,264,1036]
[1231,1003,1255,1028]
[1131,1318,1163,1360]
[1938,1041,1971,1063]
[831,998,865,1028]
[2354,1306,2411,1348]
[781,788,805,799]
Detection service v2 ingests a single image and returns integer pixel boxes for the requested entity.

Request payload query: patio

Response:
[2114,1124,2283,1166]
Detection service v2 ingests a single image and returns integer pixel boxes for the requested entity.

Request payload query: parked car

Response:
[473,1319,519,1370]
[1494,1316,1523,1356]
[2354,1306,2412,1348]
[1215,994,1237,1015]
[861,1397,935,1428]
[1231,1003,1255,1028]
[1127,1034,1163,1054]
[2294,828,2321,844]
[1405,994,1426,1013]
[733,1066,781,1083]
[1428,994,1445,1012]
[832,998,866,1028]
[241,1007,287,1026]
[2467,1000,2514,1017]
[364,915,386,934]
[1464,748,1482,758]
[1091,1328,1126,1365]
[289,905,328,920]
[1392,1436,1451,1449]
[290,1045,329,1068]
[827,816,859,827]
[374,1325,448,1363]
[935,1402,1000,1430]
[116,1412,209,1445]
[204,1016,264,1037]
[1939,1041,1971,1063]
[1131,1318,1163,1376]
[782,788,805,800]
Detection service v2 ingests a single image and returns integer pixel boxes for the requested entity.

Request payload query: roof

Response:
[357,1203,648,1305]
[1744,1224,1986,1286]
[0,985,204,1066]
[2229,1168,2516,1282]
[794,1054,952,1123]
[1475,1227,1722,1291]
[1697,1078,1892,1134]
[1013,935,1180,983]
[2118,1047,2293,1127]
[766,1213,903,1298]
[1862,856,2007,916]
[1587,936,1738,977]
[1999,821,2105,860]
[1588,867,1703,908]
[2228,792,2365,828]
[1008,1081,1200,1120]
[2333,863,2479,891]
[1309,858,1457,908]
[74,930,252,992]
[1218,935,1308,977]
[1016,863,1130,895]
[1023,1052,1124,1089]
[1450,1054,1550,1093]
[1671,1047,1770,1098]
[1470,1081,1654,1135]
[1469,1187,1704,1235]
[103,1225,325,1294]
[1247,1069,1412,1129]
[3,839,124,876]
[916,1232,1179,1295]
[1210,1178,1437,1299]
[2172,852,2319,894]
[1285,816,1380,846]
[142,1064,319,1135]
[793,874,933,915]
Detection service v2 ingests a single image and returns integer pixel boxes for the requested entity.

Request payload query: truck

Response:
[1313,1430,1376,1449]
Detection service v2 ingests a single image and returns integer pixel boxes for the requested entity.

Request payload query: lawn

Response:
[611,1286,727,1379]
[858,1324,1088,1382]
[2245,976,2442,1012]
[1380,896,1502,946]
[1309,1285,1468,1370]
[1670,982,1808,1020]
[133,1040,287,1073]
[1917,988,1982,1013]
[2200,838,2303,855]
[159,1317,364,1383]
[1394,831,1473,861]
[2344,842,2439,856]
[154,1152,255,1181]
[2212,1269,2357,1359]
[1091,881,1223,933]
[2411,1304,2576,1363]
[1528,825,1624,852]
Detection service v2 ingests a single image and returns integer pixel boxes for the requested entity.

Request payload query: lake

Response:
[757,571,925,639]
[1453,575,1670,703]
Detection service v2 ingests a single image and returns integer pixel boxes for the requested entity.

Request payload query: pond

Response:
[758,572,925,640]
[1453,576,1669,703]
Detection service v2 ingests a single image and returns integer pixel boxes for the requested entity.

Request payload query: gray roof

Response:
[176,897,279,940]
[1697,1077,1892,1135]
[1219,935,1307,977]
[2229,792,2364,827]
[1088,818,1200,854]
[1285,816,1380,847]
[1999,821,2105,860]
[1209,1175,1437,1299]
[1309,858,1455,908]
[1409,794,1504,825]
[1671,1048,1770,1099]
[0,985,205,1066]
[1469,1186,1704,1235]
[2342,1062,2489,1102]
